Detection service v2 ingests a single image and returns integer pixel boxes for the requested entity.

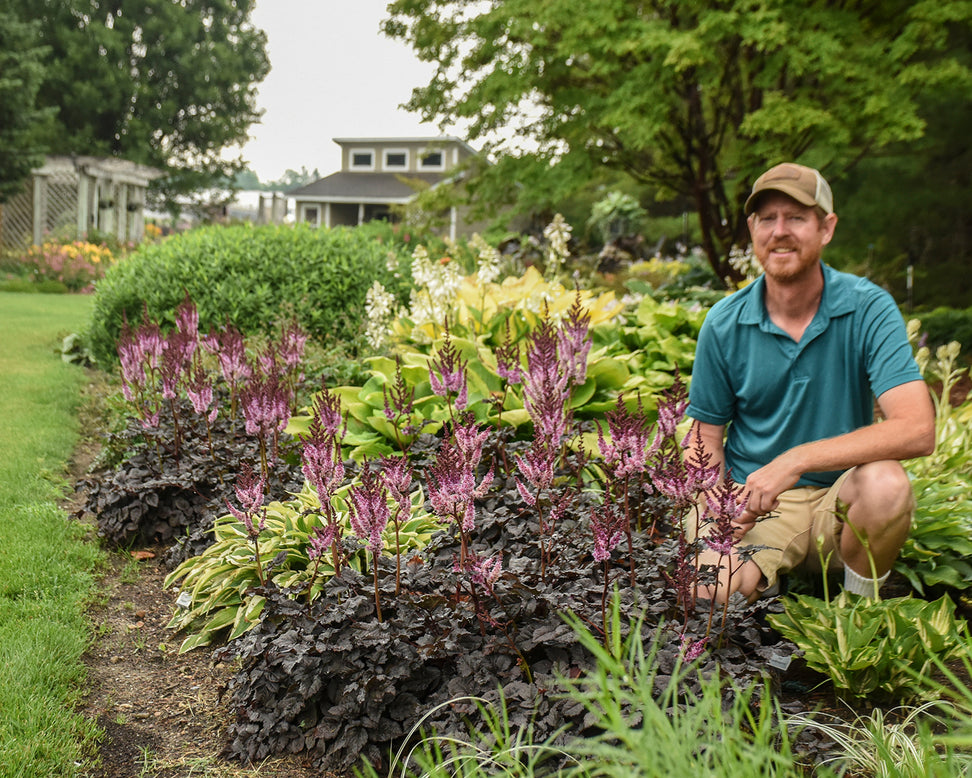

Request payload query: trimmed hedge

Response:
[85,223,411,364]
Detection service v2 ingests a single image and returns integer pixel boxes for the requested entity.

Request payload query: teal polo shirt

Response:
[687,262,923,487]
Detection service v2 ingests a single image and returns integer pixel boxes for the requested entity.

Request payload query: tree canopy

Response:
[5,0,269,207]
[0,4,52,203]
[384,0,972,282]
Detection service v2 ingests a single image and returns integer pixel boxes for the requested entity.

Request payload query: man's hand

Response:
[735,452,803,537]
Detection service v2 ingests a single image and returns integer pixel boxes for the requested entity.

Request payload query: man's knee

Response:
[841,461,914,525]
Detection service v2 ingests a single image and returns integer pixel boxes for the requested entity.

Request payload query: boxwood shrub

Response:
[85,223,412,364]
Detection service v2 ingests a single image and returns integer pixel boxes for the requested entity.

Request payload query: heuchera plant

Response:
[105,282,774,771]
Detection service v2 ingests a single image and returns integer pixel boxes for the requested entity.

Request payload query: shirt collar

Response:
[738,261,856,325]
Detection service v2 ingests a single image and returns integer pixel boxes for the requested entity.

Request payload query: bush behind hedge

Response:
[85,223,412,364]
[909,305,972,362]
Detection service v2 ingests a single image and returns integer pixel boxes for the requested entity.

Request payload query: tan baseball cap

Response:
[744,162,834,215]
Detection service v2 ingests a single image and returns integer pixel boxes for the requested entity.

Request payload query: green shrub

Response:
[84,223,413,364]
[909,306,972,362]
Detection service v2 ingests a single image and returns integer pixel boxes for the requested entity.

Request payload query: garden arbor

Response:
[0,155,162,250]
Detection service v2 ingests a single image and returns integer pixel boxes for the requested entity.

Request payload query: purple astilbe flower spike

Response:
[175,292,199,337]
[308,522,339,562]
[137,308,164,371]
[241,372,291,477]
[117,323,146,404]
[656,370,690,439]
[379,453,413,595]
[597,393,657,479]
[240,373,290,437]
[210,324,252,386]
[300,413,345,501]
[463,551,503,597]
[429,329,468,410]
[494,324,522,386]
[382,356,415,425]
[279,316,308,371]
[379,454,412,515]
[680,635,709,662]
[348,465,390,555]
[590,504,625,563]
[557,292,592,386]
[703,477,748,555]
[428,439,492,535]
[521,316,571,441]
[312,380,346,439]
[186,364,218,422]
[257,342,282,379]
[226,462,268,584]
[682,423,721,495]
[651,449,696,507]
[514,437,556,504]
[226,462,267,538]
[453,413,489,471]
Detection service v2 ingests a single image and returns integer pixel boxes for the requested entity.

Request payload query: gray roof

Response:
[286,171,446,203]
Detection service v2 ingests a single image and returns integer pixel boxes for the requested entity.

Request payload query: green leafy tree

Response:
[16,0,269,209]
[384,0,971,283]
[0,4,52,202]
[268,167,322,191]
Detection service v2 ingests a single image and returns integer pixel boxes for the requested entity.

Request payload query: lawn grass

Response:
[0,292,106,776]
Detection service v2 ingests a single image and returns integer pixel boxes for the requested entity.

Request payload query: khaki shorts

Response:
[742,469,853,592]
[688,469,854,593]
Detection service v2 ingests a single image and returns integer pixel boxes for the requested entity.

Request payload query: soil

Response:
[69,374,324,778]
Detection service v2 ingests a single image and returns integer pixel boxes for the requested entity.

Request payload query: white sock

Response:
[843,565,890,597]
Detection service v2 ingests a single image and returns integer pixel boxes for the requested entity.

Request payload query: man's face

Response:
[747,192,838,283]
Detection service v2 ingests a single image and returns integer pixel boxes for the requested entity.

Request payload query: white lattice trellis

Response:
[0,156,161,251]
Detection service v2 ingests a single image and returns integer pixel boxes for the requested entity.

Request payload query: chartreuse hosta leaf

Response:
[768,591,969,700]
[164,480,437,653]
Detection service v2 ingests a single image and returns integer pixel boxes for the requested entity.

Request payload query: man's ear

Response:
[821,212,838,246]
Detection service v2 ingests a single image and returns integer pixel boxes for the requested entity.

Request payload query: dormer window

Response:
[420,150,445,171]
[350,150,375,170]
[383,149,408,170]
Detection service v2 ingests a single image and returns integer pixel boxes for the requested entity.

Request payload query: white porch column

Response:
[77,175,90,238]
[357,203,365,225]
[32,175,46,245]
[324,202,331,228]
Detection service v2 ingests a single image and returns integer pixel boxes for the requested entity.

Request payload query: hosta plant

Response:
[898,327,972,593]
[164,478,437,652]
[768,590,969,700]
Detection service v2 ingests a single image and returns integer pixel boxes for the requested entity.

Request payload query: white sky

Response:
[239,0,447,183]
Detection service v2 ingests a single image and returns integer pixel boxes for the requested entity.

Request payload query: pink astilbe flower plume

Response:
[240,371,290,478]
[382,357,417,451]
[279,316,308,372]
[226,463,269,584]
[347,464,391,622]
[204,323,251,419]
[655,369,690,439]
[428,423,493,566]
[174,292,199,339]
[379,453,413,594]
[597,393,658,480]
[348,465,390,556]
[557,292,592,386]
[300,386,348,576]
[590,502,626,642]
[429,328,468,412]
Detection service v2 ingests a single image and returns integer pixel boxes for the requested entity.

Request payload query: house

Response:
[287,137,483,240]
[0,155,163,249]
